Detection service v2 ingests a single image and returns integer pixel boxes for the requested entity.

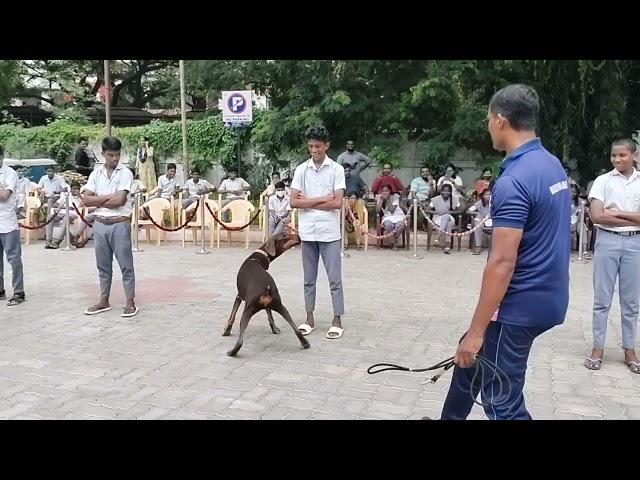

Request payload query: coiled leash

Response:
[367,354,513,409]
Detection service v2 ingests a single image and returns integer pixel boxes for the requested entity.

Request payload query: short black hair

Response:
[612,138,637,153]
[70,181,81,188]
[343,164,352,170]
[78,136,88,143]
[46,166,55,171]
[101,136,122,152]
[489,83,540,131]
[441,183,453,192]
[142,136,149,142]
[166,163,177,170]
[305,126,330,143]
[275,181,286,189]
[271,172,280,178]
[227,168,237,174]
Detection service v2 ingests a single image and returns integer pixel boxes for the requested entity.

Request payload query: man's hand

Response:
[454,331,484,368]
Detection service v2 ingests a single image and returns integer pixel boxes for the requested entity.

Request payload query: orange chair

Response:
[138,198,171,246]
[19,196,42,245]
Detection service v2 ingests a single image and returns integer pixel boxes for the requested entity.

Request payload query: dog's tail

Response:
[259,285,272,308]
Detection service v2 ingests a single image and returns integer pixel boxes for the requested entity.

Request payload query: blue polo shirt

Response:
[491,138,570,329]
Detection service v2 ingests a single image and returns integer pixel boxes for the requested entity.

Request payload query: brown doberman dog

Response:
[223,230,310,356]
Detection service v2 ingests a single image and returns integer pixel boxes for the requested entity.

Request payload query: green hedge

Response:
[0,114,240,173]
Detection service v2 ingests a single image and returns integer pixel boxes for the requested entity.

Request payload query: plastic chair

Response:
[344,200,369,251]
[19,196,42,245]
[181,198,220,248]
[219,199,255,249]
[138,197,171,246]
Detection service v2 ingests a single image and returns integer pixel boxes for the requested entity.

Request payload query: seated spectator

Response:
[371,163,404,197]
[46,183,89,249]
[437,163,465,205]
[268,181,291,236]
[181,170,216,210]
[149,163,181,201]
[474,167,493,196]
[570,184,591,259]
[344,164,368,198]
[262,172,289,200]
[344,192,367,250]
[428,183,461,254]
[218,169,250,207]
[468,187,492,255]
[15,167,37,220]
[377,184,406,251]
[409,166,436,204]
[37,166,69,212]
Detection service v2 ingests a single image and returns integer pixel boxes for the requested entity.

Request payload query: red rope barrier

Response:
[19,204,65,230]
[72,204,94,227]
[141,200,199,232]
[205,202,262,231]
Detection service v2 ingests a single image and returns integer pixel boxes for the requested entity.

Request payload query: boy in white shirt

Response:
[268,181,291,236]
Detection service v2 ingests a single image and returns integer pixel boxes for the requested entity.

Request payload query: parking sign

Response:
[222,90,253,124]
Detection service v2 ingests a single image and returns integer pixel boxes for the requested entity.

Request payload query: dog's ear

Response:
[264,238,277,257]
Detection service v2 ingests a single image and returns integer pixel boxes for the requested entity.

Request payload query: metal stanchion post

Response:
[577,199,585,262]
[264,197,269,241]
[196,195,210,255]
[341,198,350,258]
[61,192,72,251]
[132,193,144,253]
[410,198,422,259]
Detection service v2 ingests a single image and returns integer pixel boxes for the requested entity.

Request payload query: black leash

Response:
[367,354,513,409]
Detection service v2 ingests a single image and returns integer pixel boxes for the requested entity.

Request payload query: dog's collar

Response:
[252,249,271,262]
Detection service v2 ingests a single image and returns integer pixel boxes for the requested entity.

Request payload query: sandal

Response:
[7,293,25,306]
[298,324,315,336]
[625,361,640,374]
[584,357,603,370]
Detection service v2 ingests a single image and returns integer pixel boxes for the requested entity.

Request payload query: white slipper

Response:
[121,306,139,318]
[84,306,112,315]
[298,323,315,336]
[326,326,344,339]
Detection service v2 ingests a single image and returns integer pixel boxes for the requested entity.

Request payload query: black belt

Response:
[599,228,640,236]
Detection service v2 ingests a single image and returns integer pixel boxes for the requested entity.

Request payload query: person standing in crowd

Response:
[135,136,157,192]
[290,126,346,340]
[438,84,570,420]
[0,145,26,306]
[74,137,94,178]
[337,140,372,181]
[81,136,138,318]
[584,138,640,374]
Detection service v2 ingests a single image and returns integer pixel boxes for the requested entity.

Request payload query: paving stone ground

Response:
[1,236,639,420]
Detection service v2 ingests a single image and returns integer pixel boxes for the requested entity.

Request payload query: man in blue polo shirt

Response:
[439,84,570,420]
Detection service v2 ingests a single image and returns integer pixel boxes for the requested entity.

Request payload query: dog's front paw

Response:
[222,330,231,337]
[271,326,281,334]
[302,340,311,349]
[226,350,238,357]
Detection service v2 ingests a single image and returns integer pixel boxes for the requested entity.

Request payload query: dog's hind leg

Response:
[271,300,310,350]
[266,309,281,334]
[223,295,242,336]
[227,305,259,357]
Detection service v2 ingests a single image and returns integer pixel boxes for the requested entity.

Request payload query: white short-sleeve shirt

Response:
[220,178,250,200]
[291,156,346,242]
[38,174,69,197]
[85,164,134,217]
[268,194,292,218]
[185,178,214,198]
[588,168,640,232]
[157,174,180,199]
[0,163,19,233]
